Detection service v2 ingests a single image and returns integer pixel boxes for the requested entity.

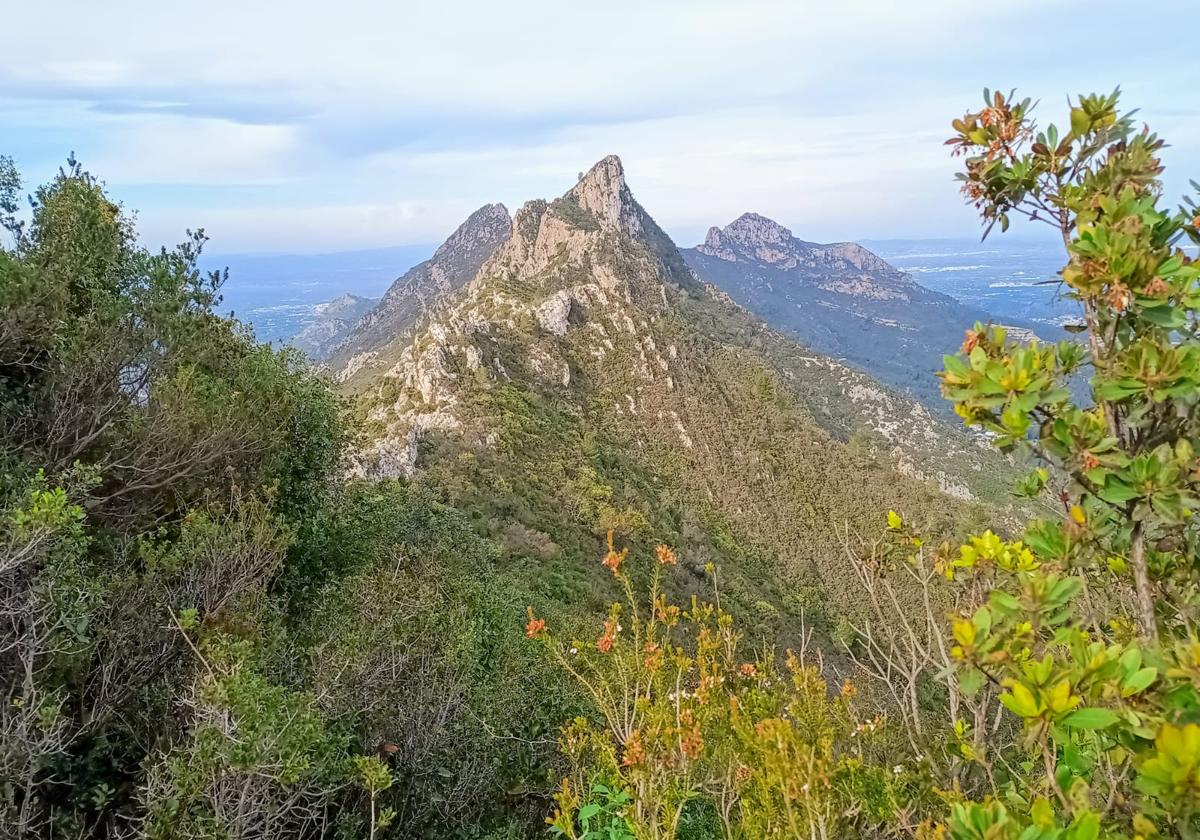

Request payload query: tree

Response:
[0,157,346,837]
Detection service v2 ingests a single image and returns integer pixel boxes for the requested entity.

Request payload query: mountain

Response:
[287,292,377,359]
[339,156,1022,634]
[326,203,511,368]
[681,214,1031,410]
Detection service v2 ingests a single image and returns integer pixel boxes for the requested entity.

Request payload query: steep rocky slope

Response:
[288,292,376,359]
[326,202,511,369]
[682,214,1035,410]
[340,156,1022,629]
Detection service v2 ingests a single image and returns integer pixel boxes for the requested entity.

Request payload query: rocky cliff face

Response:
[683,212,1040,411]
[345,157,1011,491]
[326,202,511,369]
[287,293,377,360]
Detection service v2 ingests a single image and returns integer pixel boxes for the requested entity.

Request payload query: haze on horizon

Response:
[5,0,1198,255]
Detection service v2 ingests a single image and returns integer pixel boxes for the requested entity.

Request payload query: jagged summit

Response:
[567,155,642,236]
[704,212,805,252]
[432,203,511,261]
[697,211,896,277]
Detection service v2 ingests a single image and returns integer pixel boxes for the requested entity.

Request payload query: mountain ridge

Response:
[324,202,512,367]
[682,213,1032,410]
[288,292,377,359]
[337,155,1022,631]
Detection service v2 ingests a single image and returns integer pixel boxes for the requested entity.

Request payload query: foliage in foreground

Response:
[0,156,563,839]
[532,88,1200,840]
[530,537,911,840]
[931,87,1200,838]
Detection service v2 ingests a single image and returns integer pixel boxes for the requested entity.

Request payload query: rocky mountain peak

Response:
[342,158,1015,536]
[289,293,377,361]
[432,202,511,262]
[696,212,807,264]
[324,203,512,367]
[568,155,642,236]
[723,212,796,248]
[315,292,374,319]
[694,212,908,285]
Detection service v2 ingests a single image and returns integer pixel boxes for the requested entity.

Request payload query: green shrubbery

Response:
[531,88,1200,840]
[5,83,1199,840]
[0,157,570,838]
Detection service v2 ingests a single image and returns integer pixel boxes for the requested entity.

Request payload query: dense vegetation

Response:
[4,84,1200,839]
[530,89,1200,839]
[0,156,570,838]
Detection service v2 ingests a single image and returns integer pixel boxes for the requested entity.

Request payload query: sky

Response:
[5,0,1199,255]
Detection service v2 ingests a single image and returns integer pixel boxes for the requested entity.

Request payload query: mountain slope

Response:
[341,156,1021,633]
[682,214,1032,410]
[287,292,376,359]
[326,202,511,369]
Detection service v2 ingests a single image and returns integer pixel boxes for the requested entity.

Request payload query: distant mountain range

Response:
[680,213,1038,410]
[207,244,434,344]
[297,205,1043,415]
[288,293,377,359]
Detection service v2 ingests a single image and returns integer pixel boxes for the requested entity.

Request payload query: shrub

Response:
[531,535,907,839]
[921,88,1200,837]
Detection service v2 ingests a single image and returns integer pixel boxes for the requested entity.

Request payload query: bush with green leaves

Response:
[0,155,348,837]
[918,88,1200,838]
[532,537,909,840]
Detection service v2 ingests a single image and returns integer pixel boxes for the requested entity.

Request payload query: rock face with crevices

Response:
[683,213,1044,412]
[341,155,1024,622]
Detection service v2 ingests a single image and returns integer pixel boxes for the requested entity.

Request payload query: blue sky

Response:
[5,0,1198,254]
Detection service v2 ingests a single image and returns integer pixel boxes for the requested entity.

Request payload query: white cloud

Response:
[139,198,479,254]
[88,117,299,185]
[5,0,1198,251]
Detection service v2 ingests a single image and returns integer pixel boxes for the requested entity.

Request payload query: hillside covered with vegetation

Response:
[3,86,1200,840]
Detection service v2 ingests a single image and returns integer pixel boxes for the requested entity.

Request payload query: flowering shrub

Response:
[530,534,907,839]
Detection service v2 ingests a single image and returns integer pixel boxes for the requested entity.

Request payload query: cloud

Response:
[138,198,480,254]
[5,0,1198,251]
[86,117,300,185]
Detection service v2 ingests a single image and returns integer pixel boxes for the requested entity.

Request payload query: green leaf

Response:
[959,668,985,697]
[1094,380,1143,401]
[972,605,992,636]
[1140,305,1185,329]
[1062,708,1119,730]
[1121,667,1157,697]
[1000,682,1040,719]
[943,354,969,376]
[1070,107,1089,137]
[989,590,1021,614]
[1097,479,1139,504]
[1119,647,1142,674]
[1064,812,1100,840]
[579,804,600,822]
